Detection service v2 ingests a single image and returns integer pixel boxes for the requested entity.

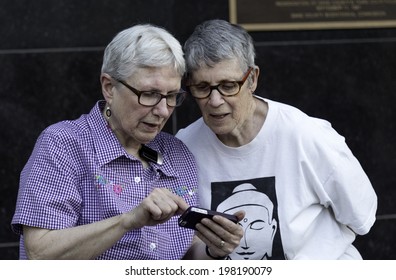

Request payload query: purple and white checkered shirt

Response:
[12,101,198,260]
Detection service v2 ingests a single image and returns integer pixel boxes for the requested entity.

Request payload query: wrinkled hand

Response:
[123,188,188,230]
[195,211,245,258]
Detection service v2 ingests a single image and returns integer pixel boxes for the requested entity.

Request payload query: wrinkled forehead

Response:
[188,59,244,83]
[129,66,182,90]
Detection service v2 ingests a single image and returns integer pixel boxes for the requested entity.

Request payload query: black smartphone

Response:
[178,206,238,229]
[138,144,163,165]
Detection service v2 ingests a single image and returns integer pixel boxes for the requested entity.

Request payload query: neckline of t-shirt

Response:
[207,97,278,158]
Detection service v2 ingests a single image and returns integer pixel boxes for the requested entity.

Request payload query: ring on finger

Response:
[219,240,225,248]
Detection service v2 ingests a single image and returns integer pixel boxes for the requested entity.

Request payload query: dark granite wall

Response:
[1,0,395,259]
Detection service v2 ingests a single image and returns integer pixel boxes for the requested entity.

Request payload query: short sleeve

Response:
[12,128,82,234]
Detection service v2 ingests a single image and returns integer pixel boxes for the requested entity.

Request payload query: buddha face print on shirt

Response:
[210,177,285,260]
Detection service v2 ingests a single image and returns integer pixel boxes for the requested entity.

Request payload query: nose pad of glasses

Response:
[157,97,169,107]
[209,86,222,96]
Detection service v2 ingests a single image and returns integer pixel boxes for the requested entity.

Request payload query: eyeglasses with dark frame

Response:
[114,78,186,107]
[186,67,253,99]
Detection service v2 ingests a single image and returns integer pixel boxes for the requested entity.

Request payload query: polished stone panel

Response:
[0,0,177,49]
[354,218,396,260]
[0,246,19,260]
[1,0,395,260]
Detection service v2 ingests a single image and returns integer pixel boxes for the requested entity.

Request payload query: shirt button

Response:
[149,243,156,251]
[134,177,141,183]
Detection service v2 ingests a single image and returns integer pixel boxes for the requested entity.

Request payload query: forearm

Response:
[184,236,208,260]
[24,213,132,259]
[184,235,225,260]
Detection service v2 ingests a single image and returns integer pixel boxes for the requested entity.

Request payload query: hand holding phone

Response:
[178,206,238,229]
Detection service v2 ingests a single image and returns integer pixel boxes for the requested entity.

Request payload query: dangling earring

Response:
[105,106,112,118]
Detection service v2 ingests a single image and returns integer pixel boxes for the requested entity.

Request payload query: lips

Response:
[144,122,160,127]
[142,121,161,132]
[209,113,229,119]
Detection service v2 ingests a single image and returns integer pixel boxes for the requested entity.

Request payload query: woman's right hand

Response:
[123,187,189,230]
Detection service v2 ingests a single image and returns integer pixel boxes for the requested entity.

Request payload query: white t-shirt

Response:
[176,97,377,260]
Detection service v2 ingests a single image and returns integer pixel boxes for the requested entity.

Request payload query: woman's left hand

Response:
[195,210,245,258]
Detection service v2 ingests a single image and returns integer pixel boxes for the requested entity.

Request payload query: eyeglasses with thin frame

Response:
[186,67,253,99]
[114,78,186,107]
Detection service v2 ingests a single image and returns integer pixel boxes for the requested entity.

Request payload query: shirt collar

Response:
[88,101,126,166]
[87,101,179,178]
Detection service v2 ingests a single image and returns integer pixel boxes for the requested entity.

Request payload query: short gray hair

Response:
[101,24,185,80]
[184,19,256,74]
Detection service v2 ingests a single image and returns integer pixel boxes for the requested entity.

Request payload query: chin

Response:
[210,126,232,136]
